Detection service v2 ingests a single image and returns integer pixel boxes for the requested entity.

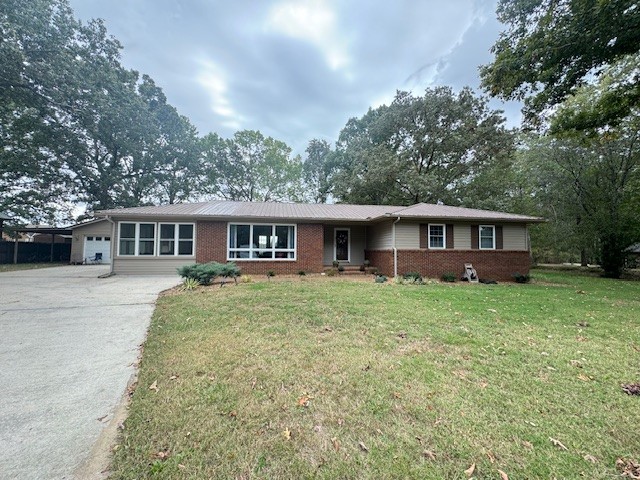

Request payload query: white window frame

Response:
[117,222,196,257]
[479,225,496,250]
[158,223,196,256]
[227,223,297,261]
[428,223,446,249]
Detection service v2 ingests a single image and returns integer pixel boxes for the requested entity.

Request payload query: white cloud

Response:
[265,0,348,70]
[195,58,242,130]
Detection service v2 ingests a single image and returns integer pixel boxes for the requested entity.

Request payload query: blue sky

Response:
[69,0,521,154]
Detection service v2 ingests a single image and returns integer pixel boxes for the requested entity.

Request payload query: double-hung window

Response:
[228,224,296,260]
[428,224,446,249]
[119,222,194,256]
[479,225,495,249]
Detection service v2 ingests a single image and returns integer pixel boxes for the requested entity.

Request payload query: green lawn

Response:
[0,262,67,272]
[111,270,640,479]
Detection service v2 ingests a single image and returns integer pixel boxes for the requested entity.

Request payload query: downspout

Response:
[392,216,401,278]
[105,215,115,275]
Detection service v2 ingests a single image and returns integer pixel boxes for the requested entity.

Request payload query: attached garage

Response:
[70,219,113,264]
[83,235,111,263]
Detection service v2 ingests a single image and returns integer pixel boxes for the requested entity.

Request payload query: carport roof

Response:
[14,227,73,235]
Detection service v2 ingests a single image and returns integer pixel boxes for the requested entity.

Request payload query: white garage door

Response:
[84,236,111,264]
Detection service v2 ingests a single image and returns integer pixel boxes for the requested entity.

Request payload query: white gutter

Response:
[105,215,115,275]
[392,216,401,278]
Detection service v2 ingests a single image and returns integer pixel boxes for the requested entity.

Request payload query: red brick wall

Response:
[196,221,324,275]
[366,249,531,281]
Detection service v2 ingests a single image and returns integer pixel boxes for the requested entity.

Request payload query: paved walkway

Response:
[0,265,180,479]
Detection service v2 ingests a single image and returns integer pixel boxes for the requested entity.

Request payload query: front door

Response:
[334,228,350,262]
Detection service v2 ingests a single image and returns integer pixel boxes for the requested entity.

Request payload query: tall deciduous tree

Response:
[202,130,303,202]
[303,139,336,203]
[332,87,514,206]
[481,0,640,130]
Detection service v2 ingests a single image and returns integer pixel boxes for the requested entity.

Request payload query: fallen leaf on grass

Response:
[331,437,340,451]
[549,437,568,451]
[498,469,509,480]
[616,458,640,478]
[298,395,312,407]
[282,428,291,440]
[169,375,178,380]
[154,450,170,460]
[621,383,640,396]
[358,442,369,452]
[422,450,436,460]
[251,377,257,389]
[149,380,158,392]
[464,463,476,477]
[522,440,533,449]
[583,454,597,463]
[486,451,496,463]
[577,374,591,382]
[488,309,497,313]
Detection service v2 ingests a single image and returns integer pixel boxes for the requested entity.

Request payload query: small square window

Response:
[87,236,93,241]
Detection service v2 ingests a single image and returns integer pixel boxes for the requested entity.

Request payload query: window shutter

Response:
[496,225,503,250]
[419,224,428,249]
[471,224,479,249]
[446,224,454,249]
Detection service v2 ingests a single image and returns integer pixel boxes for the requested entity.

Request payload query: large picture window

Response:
[118,222,194,256]
[428,224,446,249]
[228,224,296,260]
[479,225,495,249]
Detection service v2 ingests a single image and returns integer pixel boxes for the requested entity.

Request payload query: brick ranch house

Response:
[70,201,544,280]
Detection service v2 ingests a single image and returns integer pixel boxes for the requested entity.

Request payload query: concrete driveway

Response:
[0,265,180,480]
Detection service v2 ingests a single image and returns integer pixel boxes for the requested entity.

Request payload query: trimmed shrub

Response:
[375,274,388,283]
[441,272,457,283]
[298,270,306,276]
[512,272,531,283]
[177,262,241,286]
[338,265,345,273]
[267,270,276,280]
[177,262,222,285]
[403,271,423,284]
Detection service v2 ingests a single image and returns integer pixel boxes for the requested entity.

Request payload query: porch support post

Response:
[13,237,18,264]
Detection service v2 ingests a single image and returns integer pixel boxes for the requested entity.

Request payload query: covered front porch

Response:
[321,224,368,268]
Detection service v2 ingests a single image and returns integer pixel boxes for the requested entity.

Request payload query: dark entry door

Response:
[335,229,349,261]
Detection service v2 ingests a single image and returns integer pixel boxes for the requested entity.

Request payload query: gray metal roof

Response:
[390,203,544,222]
[96,200,544,223]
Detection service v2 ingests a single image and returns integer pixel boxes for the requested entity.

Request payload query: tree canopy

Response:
[481,0,640,129]
[331,87,514,206]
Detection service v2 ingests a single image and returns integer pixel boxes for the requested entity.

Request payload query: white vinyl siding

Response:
[395,223,420,249]
[112,257,190,275]
[454,224,471,249]
[503,224,528,250]
[366,221,393,249]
